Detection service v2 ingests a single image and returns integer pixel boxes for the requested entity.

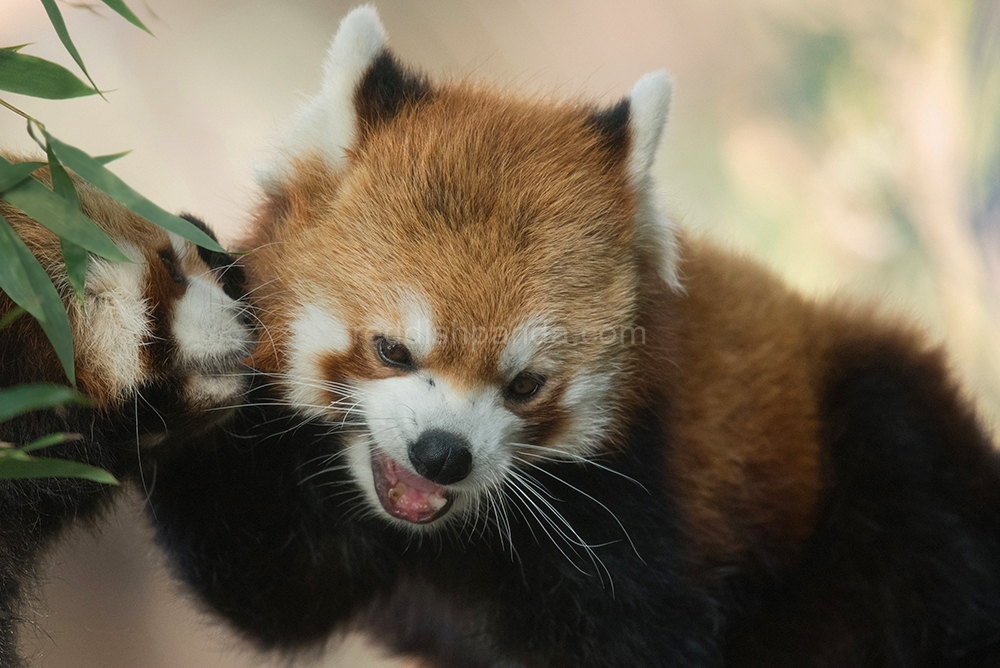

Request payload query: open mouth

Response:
[371,452,453,524]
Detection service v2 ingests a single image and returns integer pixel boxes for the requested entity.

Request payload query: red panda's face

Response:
[244,9,677,530]
[2,177,254,440]
[259,99,642,527]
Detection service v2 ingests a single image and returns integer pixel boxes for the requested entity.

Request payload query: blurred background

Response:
[2,0,999,665]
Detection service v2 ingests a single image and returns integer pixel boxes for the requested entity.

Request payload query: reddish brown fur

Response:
[643,235,826,568]
[645,233,986,571]
[240,78,985,580]
[1,157,183,406]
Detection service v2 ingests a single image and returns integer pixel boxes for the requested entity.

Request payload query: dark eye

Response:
[375,336,414,370]
[506,373,545,401]
[158,249,185,284]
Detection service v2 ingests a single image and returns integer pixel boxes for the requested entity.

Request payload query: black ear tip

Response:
[585,98,631,157]
[354,49,434,130]
[178,212,219,244]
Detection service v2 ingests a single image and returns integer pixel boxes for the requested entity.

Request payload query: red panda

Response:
[0,160,253,667]
[148,7,1000,667]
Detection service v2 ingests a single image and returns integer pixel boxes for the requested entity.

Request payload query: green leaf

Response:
[45,133,227,253]
[0,49,98,99]
[39,0,102,96]
[0,305,26,329]
[0,383,86,423]
[60,238,88,302]
[94,150,131,165]
[0,214,76,384]
[0,156,129,262]
[0,161,44,193]
[46,147,88,300]
[1,45,31,53]
[97,0,152,35]
[46,148,79,210]
[67,3,105,17]
[0,449,118,484]
[20,431,82,453]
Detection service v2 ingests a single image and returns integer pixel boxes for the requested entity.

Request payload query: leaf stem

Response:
[0,97,41,126]
[26,120,48,153]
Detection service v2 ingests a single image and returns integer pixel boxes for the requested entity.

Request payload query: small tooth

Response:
[428,495,447,512]
[388,484,406,503]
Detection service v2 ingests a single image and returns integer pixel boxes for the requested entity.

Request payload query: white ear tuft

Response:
[626,71,681,292]
[318,5,387,93]
[259,5,387,188]
[626,71,673,180]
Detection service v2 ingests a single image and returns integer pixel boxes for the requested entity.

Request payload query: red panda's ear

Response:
[613,71,682,293]
[258,6,429,189]
[625,71,673,183]
[585,98,631,161]
[584,72,673,180]
[353,51,432,138]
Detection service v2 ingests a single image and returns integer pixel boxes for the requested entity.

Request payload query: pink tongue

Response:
[378,456,449,523]
[394,464,444,494]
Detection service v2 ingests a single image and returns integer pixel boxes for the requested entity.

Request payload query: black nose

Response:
[408,429,473,485]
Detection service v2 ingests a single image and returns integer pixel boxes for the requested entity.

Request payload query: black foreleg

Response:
[146,391,396,650]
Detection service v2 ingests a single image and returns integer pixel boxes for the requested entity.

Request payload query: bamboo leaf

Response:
[19,432,82,453]
[0,161,44,193]
[97,0,152,35]
[0,383,86,423]
[0,49,98,99]
[46,148,79,210]
[94,150,130,165]
[0,156,129,262]
[46,147,88,300]
[38,0,102,96]
[0,214,76,384]
[45,133,227,253]
[0,449,118,484]
[0,306,26,329]
[60,238,88,302]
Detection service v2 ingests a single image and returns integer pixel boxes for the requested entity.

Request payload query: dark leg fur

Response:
[726,344,1000,667]
[145,382,400,649]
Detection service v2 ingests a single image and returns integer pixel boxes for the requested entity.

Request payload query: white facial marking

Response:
[168,236,251,408]
[259,5,387,188]
[555,370,618,456]
[168,231,190,263]
[398,293,436,359]
[288,303,352,415]
[173,276,250,368]
[499,315,559,379]
[348,374,523,524]
[76,242,149,399]
[184,374,246,409]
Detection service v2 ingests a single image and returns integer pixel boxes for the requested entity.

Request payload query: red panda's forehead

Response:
[284,100,637,384]
[345,87,638,249]
[321,89,641,380]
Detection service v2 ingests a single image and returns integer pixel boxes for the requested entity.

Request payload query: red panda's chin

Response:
[371,452,454,524]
